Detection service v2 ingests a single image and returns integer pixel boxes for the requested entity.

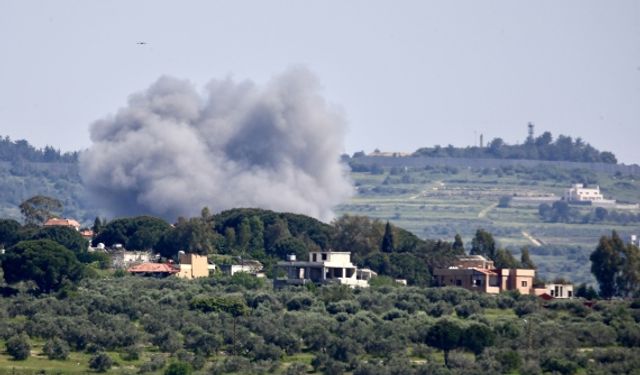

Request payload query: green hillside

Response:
[336,164,640,284]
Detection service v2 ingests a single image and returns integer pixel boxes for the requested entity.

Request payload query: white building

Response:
[535,283,574,299]
[564,184,604,202]
[219,260,264,276]
[276,251,376,288]
[112,250,156,269]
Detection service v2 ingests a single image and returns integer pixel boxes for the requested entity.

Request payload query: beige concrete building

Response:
[276,251,376,288]
[176,253,210,279]
[434,255,536,295]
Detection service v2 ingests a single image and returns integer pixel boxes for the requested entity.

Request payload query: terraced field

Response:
[336,165,640,284]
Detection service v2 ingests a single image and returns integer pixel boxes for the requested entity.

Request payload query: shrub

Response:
[120,345,141,361]
[139,354,166,373]
[89,352,113,373]
[164,361,193,375]
[455,301,482,318]
[284,362,309,375]
[5,334,31,360]
[541,355,578,375]
[495,349,522,372]
[43,337,70,360]
[514,300,539,317]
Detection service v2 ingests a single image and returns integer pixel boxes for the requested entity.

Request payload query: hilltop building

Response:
[564,184,604,203]
[434,255,536,295]
[43,218,81,231]
[276,251,376,288]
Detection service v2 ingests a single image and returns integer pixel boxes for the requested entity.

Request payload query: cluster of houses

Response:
[434,255,573,299]
[42,216,573,297]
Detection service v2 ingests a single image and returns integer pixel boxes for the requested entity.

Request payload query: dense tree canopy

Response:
[93,216,171,250]
[0,219,21,248]
[29,226,88,259]
[1,239,84,292]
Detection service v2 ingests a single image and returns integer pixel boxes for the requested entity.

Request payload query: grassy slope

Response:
[336,168,640,284]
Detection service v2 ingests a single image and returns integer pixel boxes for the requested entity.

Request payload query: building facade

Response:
[276,251,376,288]
[434,255,536,295]
[176,253,210,279]
[534,283,574,299]
[564,184,604,202]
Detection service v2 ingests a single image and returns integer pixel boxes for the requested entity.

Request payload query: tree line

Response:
[539,201,640,225]
[0,135,78,163]
[411,131,617,164]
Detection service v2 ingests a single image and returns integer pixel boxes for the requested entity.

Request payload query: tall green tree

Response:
[0,219,21,248]
[590,231,624,298]
[238,218,251,254]
[381,221,395,253]
[92,217,106,235]
[19,195,63,225]
[470,229,496,260]
[452,234,464,252]
[494,249,519,269]
[462,323,495,355]
[248,216,265,259]
[618,242,640,297]
[520,248,536,269]
[426,319,462,368]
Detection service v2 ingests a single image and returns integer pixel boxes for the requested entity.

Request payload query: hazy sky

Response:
[1,1,639,163]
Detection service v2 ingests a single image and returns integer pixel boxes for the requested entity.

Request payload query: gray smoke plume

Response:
[79,68,353,221]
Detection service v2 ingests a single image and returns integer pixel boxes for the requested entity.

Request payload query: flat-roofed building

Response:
[276,251,375,288]
[434,255,537,295]
[564,184,604,202]
[176,253,210,279]
[534,283,574,299]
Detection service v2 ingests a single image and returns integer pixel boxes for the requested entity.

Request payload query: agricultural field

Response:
[337,164,640,284]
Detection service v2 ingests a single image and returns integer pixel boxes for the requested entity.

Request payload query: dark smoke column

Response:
[80,68,353,222]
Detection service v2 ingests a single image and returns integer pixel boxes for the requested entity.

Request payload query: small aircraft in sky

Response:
[136,41,148,45]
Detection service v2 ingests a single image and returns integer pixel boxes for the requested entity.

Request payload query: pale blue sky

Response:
[1,1,639,163]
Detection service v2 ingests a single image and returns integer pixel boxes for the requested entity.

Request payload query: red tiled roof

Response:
[128,263,178,274]
[44,218,81,228]
[80,229,94,237]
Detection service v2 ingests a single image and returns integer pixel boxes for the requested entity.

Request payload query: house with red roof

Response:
[43,218,81,231]
[434,255,538,295]
[128,262,178,277]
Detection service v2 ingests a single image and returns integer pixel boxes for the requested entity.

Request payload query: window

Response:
[456,280,462,286]
[473,279,482,287]
[521,281,528,287]
[321,253,327,261]
[312,254,317,262]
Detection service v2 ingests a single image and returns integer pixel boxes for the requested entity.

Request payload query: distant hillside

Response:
[412,131,617,163]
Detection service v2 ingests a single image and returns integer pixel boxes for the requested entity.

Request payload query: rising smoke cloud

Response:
[79,68,353,222]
